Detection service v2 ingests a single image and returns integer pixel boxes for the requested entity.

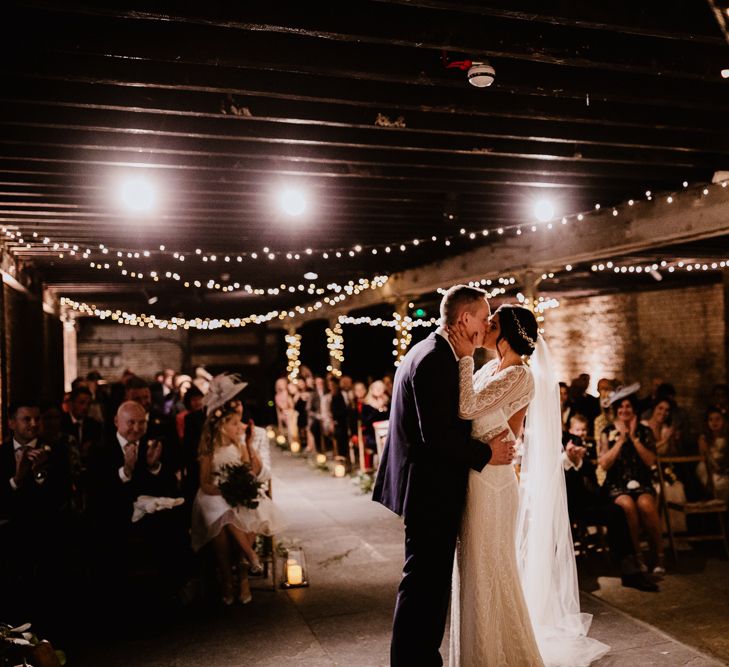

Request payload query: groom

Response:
[374,285,516,666]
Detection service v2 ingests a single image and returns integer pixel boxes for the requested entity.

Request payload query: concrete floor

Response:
[75,447,726,666]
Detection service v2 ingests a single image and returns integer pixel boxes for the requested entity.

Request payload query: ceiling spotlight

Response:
[304,271,318,280]
[120,177,155,213]
[533,198,555,222]
[280,188,306,216]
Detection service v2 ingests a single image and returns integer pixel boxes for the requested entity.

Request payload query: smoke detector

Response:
[467,62,496,87]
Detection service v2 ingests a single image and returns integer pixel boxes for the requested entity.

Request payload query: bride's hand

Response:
[448,322,477,358]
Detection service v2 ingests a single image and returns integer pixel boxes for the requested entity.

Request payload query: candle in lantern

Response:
[266,428,276,439]
[334,464,346,478]
[287,563,303,586]
[276,434,286,445]
[290,440,301,453]
[316,453,327,465]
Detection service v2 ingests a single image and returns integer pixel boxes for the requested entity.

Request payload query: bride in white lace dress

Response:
[449,304,609,667]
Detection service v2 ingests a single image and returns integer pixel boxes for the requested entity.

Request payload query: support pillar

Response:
[326,317,344,377]
[393,299,412,367]
[62,315,78,392]
[285,324,301,381]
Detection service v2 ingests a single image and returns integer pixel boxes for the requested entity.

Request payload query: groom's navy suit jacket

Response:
[373,331,492,522]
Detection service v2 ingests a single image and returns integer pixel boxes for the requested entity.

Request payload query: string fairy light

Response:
[589,259,729,275]
[325,321,345,377]
[285,332,302,381]
[60,275,389,330]
[3,178,726,267]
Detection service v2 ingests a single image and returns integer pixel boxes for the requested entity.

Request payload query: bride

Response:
[448,304,609,667]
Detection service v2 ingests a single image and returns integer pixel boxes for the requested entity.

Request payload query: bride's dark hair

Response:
[495,305,538,357]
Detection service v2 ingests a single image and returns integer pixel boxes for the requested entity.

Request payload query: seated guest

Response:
[181,386,206,503]
[563,414,657,591]
[86,401,187,602]
[698,407,729,503]
[0,401,72,621]
[191,374,283,605]
[559,381,572,431]
[361,380,390,469]
[293,377,310,450]
[593,378,616,440]
[569,375,600,437]
[62,386,104,461]
[598,386,665,576]
[306,376,326,453]
[708,383,729,417]
[642,398,678,456]
[125,376,181,476]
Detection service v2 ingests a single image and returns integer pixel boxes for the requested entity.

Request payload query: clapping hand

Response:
[146,439,163,469]
[447,322,478,359]
[123,441,138,478]
[565,441,587,466]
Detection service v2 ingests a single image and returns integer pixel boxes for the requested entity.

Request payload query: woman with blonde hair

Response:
[191,374,282,604]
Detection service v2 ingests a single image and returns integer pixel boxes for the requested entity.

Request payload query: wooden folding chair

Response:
[251,477,278,591]
[656,454,729,562]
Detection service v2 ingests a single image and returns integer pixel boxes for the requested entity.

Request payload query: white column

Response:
[62,317,77,391]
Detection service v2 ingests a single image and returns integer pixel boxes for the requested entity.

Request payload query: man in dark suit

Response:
[0,401,72,622]
[563,415,657,592]
[373,285,515,667]
[61,386,104,458]
[86,400,185,603]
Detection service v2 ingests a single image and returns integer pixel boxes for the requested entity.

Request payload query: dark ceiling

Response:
[2,1,729,317]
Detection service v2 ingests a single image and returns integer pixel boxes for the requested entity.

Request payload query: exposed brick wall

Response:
[76,320,186,383]
[545,283,725,424]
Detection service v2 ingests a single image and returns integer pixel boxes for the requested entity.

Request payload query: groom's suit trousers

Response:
[391,511,459,667]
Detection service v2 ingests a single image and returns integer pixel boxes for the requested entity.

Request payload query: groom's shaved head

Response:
[439,285,489,325]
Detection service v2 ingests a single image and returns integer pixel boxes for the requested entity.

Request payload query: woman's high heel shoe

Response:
[248,554,264,575]
[239,578,252,605]
[221,580,235,606]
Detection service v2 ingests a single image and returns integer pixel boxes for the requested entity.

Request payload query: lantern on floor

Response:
[316,453,327,465]
[276,434,286,445]
[334,463,347,478]
[290,440,301,454]
[282,547,309,588]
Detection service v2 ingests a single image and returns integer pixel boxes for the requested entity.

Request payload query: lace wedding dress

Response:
[450,350,610,667]
[450,356,544,666]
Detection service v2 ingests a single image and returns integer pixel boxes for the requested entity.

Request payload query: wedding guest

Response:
[274,377,298,443]
[61,386,103,461]
[86,401,187,602]
[382,374,394,400]
[85,370,109,424]
[563,415,657,591]
[306,376,325,452]
[126,376,181,475]
[293,378,310,449]
[180,386,206,503]
[637,375,666,416]
[1,402,73,621]
[361,380,390,469]
[340,375,354,408]
[191,375,282,605]
[709,384,729,416]
[653,384,692,453]
[328,375,349,461]
[559,382,572,431]
[697,407,729,503]
[570,375,600,436]
[593,378,616,441]
[598,388,665,576]
[642,399,678,456]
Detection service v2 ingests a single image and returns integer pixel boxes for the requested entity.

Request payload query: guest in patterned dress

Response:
[598,387,665,575]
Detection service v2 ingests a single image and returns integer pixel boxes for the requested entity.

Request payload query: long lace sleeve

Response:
[458,356,534,421]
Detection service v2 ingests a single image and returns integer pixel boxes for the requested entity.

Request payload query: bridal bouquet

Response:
[217,463,263,509]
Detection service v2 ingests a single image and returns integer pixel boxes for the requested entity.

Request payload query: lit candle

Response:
[316,453,327,465]
[290,440,301,453]
[334,464,346,478]
[276,435,286,445]
[287,564,303,586]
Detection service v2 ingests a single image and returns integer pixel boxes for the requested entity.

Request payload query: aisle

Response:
[76,447,724,666]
